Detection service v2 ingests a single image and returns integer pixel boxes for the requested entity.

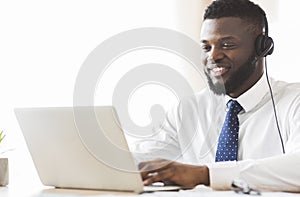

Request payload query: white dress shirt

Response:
[133,76,300,192]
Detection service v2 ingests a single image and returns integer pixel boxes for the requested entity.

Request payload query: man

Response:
[136,0,300,192]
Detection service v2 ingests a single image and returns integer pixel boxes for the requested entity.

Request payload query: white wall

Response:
[268,0,300,82]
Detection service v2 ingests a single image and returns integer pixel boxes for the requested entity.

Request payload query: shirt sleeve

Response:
[208,153,300,192]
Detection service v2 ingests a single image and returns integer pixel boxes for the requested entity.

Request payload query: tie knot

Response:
[227,100,243,114]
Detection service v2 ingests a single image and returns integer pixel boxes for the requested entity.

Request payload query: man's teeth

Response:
[212,67,225,72]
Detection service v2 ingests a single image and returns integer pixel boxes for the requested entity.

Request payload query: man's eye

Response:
[202,45,211,52]
[222,43,236,49]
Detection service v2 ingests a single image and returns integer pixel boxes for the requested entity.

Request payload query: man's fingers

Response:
[143,168,174,186]
[139,159,172,177]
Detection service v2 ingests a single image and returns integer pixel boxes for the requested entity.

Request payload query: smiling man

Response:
[201,16,262,98]
[136,0,300,192]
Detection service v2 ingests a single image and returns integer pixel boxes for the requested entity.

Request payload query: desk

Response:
[1,183,300,197]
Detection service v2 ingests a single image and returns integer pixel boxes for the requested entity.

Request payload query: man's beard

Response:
[205,56,256,96]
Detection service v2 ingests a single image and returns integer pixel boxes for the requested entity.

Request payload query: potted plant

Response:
[0,130,8,186]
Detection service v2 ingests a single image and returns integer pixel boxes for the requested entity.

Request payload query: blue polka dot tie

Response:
[215,100,243,162]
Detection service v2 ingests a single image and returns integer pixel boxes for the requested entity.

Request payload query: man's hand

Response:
[138,159,210,188]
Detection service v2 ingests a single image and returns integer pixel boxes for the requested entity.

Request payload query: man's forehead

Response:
[200,17,248,40]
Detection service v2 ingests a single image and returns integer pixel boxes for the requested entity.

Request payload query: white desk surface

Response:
[1,182,300,197]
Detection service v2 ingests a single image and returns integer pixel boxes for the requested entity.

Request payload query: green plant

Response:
[0,131,5,144]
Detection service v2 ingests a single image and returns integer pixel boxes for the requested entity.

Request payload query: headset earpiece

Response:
[255,34,274,57]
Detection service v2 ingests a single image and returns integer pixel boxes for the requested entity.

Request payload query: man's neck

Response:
[227,72,264,98]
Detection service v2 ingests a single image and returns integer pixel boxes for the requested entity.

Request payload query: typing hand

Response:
[138,158,210,188]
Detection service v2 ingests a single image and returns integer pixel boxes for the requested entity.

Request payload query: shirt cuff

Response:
[207,161,239,190]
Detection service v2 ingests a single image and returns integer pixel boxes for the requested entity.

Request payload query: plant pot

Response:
[0,158,8,186]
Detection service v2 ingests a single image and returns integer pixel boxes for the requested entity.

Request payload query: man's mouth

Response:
[209,66,229,77]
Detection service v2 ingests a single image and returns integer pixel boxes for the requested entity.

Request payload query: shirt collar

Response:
[225,75,269,113]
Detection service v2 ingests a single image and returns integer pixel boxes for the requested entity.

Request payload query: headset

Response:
[251,14,274,65]
[253,14,285,154]
[255,16,274,59]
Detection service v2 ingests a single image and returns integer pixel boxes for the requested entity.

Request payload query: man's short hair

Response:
[204,0,267,34]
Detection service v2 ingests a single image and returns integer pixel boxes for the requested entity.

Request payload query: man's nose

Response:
[208,47,224,62]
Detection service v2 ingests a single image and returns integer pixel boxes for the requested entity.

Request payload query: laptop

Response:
[14,106,181,193]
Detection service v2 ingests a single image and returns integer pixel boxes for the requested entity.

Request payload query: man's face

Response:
[200,17,262,97]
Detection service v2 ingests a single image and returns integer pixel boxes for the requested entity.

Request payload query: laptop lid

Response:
[14,106,144,193]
